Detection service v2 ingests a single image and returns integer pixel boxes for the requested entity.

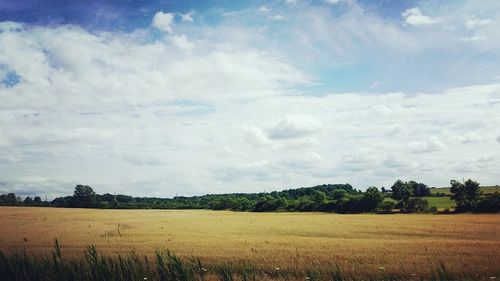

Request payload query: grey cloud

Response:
[281,152,324,169]
[267,115,322,140]
[409,138,445,153]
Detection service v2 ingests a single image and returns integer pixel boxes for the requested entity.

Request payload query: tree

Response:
[52,196,70,207]
[332,189,346,200]
[474,192,500,213]
[377,200,395,214]
[450,179,481,212]
[72,185,97,208]
[362,187,383,212]
[23,196,33,204]
[6,193,17,205]
[464,179,481,209]
[313,191,327,205]
[407,198,429,213]
[407,181,430,197]
[391,180,411,209]
[33,196,42,204]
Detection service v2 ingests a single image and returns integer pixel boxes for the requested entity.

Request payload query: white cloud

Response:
[245,126,271,148]
[169,34,195,51]
[409,138,446,153]
[465,18,493,29]
[342,151,377,164]
[180,11,194,22]
[2,0,500,197]
[243,160,269,169]
[456,132,485,143]
[0,21,24,32]
[324,0,339,4]
[402,7,440,26]
[476,156,494,163]
[459,36,486,42]
[282,152,324,169]
[152,11,175,34]
[267,115,322,140]
[383,155,408,168]
[122,152,165,166]
[269,14,285,21]
[0,22,313,196]
[258,6,270,13]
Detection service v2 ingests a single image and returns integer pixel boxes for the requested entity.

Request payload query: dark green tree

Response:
[391,180,411,210]
[407,197,429,213]
[72,185,97,208]
[313,191,327,205]
[6,193,17,204]
[362,187,383,212]
[475,192,500,213]
[332,189,346,200]
[23,196,33,204]
[450,179,481,212]
[377,200,395,214]
[407,181,430,197]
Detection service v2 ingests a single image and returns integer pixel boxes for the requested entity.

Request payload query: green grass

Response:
[423,196,456,209]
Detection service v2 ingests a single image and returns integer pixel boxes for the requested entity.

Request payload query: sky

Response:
[1,0,500,199]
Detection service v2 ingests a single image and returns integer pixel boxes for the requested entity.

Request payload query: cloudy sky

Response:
[1,0,500,198]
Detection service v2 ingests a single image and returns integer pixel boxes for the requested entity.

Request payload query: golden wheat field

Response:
[0,207,499,278]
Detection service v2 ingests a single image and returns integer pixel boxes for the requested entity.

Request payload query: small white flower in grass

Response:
[305,277,310,280]
[275,267,280,270]
[378,266,385,272]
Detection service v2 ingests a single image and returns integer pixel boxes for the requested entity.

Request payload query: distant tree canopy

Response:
[71,185,97,208]
[0,193,46,206]
[390,180,431,212]
[1,179,498,213]
[450,179,482,212]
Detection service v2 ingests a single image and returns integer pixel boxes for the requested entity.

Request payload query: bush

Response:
[377,200,395,214]
[474,192,500,213]
[407,198,429,213]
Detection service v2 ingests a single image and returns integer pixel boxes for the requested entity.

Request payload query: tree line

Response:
[1,179,498,213]
[0,193,47,206]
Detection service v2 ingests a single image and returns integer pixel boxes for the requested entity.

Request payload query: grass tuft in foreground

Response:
[0,239,495,281]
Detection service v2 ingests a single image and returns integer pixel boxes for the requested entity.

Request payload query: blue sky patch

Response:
[1,71,21,88]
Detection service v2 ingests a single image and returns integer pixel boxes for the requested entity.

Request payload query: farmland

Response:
[422,186,500,209]
[0,207,499,280]
[422,196,455,209]
[429,186,500,195]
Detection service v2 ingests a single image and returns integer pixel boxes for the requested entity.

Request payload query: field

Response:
[423,186,500,209]
[422,196,456,209]
[429,186,500,195]
[0,207,499,280]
